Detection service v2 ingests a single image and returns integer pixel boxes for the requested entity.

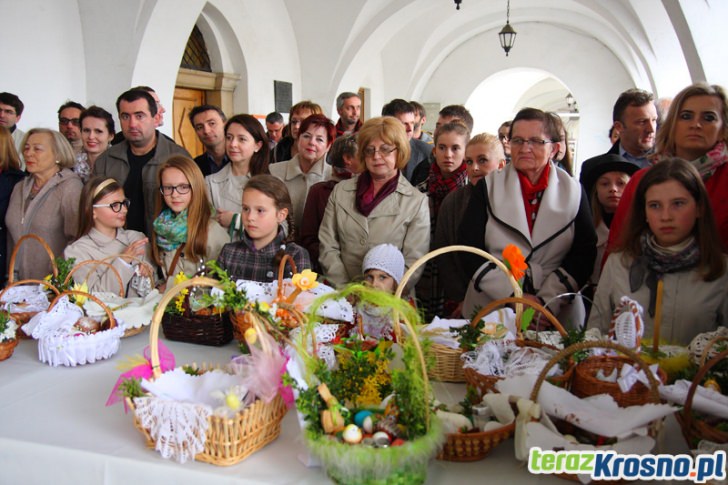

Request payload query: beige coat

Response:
[319,173,430,288]
[160,219,230,284]
[64,227,156,297]
[5,169,83,280]
[269,154,331,232]
[588,252,728,345]
[205,163,250,215]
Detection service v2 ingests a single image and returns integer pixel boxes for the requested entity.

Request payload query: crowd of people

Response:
[0,81,726,346]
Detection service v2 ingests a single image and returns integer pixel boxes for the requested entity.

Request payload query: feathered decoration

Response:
[229,329,291,405]
[106,341,176,411]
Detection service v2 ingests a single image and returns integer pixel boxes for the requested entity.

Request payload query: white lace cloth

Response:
[23,296,123,367]
[235,279,354,322]
[289,323,340,369]
[83,290,162,332]
[422,308,518,350]
[0,285,50,313]
[689,327,728,365]
[133,396,211,464]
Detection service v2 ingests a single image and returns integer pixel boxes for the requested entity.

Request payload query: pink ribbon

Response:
[105,341,176,412]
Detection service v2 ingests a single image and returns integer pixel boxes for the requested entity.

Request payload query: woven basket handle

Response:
[275,253,298,301]
[48,290,117,329]
[148,276,224,378]
[8,234,58,283]
[529,340,661,404]
[64,260,125,297]
[0,279,61,302]
[394,245,523,341]
[683,348,728,431]
[698,336,728,367]
[470,295,567,338]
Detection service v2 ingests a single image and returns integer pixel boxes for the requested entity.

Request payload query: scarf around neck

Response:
[629,233,700,317]
[517,163,551,234]
[153,207,188,252]
[689,141,728,180]
[427,160,467,216]
[356,170,399,217]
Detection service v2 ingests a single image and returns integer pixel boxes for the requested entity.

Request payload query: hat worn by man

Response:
[362,243,405,284]
[579,153,641,197]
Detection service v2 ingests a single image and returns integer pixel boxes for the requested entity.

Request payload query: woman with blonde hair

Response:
[0,126,24,285]
[607,83,728,253]
[319,116,430,288]
[151,155,229,285]
[6,128,83,280]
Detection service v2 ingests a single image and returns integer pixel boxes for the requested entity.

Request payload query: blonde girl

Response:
[151,156,230,286]
[216,174,310,282]
[65,177,156,296]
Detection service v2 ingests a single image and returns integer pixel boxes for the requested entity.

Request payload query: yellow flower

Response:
[72,282,89,306]
[44,274,53,282]
[291,269,319,291]
[244,327,257,345]
[483,322,497,335]
[173,272,189,286]
[258,301,270,313]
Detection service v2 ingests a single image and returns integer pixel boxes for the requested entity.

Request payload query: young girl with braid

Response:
[216,174,311,282]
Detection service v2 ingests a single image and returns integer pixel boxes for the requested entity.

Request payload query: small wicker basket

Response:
[676,343,728,448]
[395,245,523,383]
[0,338,19,361]
[126,276,288,465]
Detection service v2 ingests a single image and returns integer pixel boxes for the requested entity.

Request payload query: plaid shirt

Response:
[216,228,311,282]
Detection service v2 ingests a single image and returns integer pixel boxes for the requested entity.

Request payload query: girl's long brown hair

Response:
[76,176,124,239]
[152,155,212,265]
[616,157,725,281]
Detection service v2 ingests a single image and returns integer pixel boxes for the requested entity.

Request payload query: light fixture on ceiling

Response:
[566,93,579,113]
[498,0,517,56]
[454,0,462,10]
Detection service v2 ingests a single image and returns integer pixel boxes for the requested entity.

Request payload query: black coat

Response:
[1,169,26,285]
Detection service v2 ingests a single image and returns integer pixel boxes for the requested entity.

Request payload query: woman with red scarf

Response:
[319,117,430,288]
[459,108,597,320]
[606,83,728,258]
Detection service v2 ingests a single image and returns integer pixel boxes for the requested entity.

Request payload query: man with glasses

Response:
[94,89,189,235]
[460,107,596,320]
[58,100,85,156]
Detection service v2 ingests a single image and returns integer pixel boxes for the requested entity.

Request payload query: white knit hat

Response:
[362,244,405,284]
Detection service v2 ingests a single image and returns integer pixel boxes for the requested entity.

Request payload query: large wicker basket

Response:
[395,245,523,383]
[126,276,288,466]
[676,345,728,448]
[1,234,60,335]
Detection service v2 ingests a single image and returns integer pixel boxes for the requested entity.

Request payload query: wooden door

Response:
[173,87,205,158]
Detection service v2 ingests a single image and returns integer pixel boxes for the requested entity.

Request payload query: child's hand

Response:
[216,210,235,228]
[121,238,148,263]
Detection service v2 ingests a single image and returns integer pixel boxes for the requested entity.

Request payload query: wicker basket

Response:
[0,338,19,361]
[161,311,232,347]
[676,346,728,448]
[296,284,444,485]
[395,245,523,383]
[126,276,287,466]
[531,340,662,482]
[0,279,60,339]
[461,296,569,396]
[571,354,667,407]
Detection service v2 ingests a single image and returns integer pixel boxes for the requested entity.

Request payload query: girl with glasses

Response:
[64,177,156,296]
[151,156,230,288]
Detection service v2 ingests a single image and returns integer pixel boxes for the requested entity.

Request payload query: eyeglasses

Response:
[363,145,397,158]
[93,199,131,212]
[59,117,81,127]
[509,137,554,148]
[160,184,192,196]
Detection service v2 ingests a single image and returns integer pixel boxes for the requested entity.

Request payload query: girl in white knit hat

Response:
[361,243,405,294]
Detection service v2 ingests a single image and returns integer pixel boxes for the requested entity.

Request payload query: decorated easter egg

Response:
[342,424,363,444]
[354,410,373,428]
[372,431,391,447]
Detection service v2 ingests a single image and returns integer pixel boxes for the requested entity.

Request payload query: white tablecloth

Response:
[0,331,689,484]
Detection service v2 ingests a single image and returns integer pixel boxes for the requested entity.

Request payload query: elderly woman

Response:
[319,116,430,288]
[460,108,597,318]
[608,83,728,253]
[6,128,83,280]
[270,114,334,233]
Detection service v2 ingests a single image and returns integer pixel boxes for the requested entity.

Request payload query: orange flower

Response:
[502,244,527,281]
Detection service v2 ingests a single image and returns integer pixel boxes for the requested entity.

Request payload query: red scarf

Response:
[427,161,468,216]
[517,163,550,234]
[356,171,399,216]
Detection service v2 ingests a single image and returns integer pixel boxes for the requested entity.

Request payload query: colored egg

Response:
[354,410,373,428]
[391,438,405,447]
[362,416,374,434]
[342,424,363,444]
[372,431,391,447]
